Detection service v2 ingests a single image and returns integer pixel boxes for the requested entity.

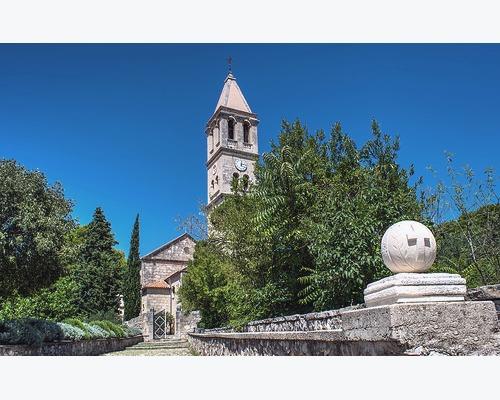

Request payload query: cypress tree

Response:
[123,214,142,320]
[72,207,123,318]
[81,207,117,264]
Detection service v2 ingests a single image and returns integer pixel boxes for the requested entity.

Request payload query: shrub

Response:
[123,325,142,337]
[0,318,64,346]
[56,322,86,341]
[63,318,91,340]
[0,319,44,346]
[90,321,125,338]
[83,322,108,339]
[24,318,64,342]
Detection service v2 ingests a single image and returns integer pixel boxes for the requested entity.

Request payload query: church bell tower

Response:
[205,70,259,208]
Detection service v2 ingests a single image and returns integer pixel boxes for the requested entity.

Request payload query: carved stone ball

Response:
[381,220,437,273]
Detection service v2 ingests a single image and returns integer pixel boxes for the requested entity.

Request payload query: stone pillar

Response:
[143,309,154,342]
[358,220,500,355]
[364,221,466,307]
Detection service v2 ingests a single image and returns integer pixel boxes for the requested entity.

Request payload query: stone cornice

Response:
[141,258,189,265]
[206,106,259,128]
[206,147,259,168]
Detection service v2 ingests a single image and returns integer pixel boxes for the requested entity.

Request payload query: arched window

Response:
[228,118,235,140]
[243,122,250,143]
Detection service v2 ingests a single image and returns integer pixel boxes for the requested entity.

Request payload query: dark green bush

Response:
[0,319,63,346]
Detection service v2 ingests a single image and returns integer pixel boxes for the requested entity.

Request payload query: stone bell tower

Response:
[205,70,259,208]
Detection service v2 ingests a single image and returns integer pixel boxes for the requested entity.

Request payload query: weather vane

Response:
[227,56,232,73]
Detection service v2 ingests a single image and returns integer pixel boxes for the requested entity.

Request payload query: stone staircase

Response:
[104,337,195,356]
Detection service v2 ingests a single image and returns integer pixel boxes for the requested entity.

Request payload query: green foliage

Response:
[90,320,126,338]
[179,242,234,328]
[0,316,137,346]
[0,159,75,298]
[63,318,92,339]
[56,322,86,341]
[301,121,422,309]
[0,319,64,346]
[423,155,499,287]
[123,215,142,321]
[70,207,125,319]
[182,119,423,327]
[0,276,80,321]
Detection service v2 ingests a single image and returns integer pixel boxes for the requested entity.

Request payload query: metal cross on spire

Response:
[227,56,232,73]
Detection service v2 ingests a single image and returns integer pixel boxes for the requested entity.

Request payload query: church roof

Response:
[214,72,252,114]
[143,279,170,289]
[141,232,195,260]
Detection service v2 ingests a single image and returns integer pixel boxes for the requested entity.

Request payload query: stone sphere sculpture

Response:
[381,220,437,273]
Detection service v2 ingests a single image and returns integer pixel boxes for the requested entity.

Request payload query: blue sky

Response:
[1,44,499,255]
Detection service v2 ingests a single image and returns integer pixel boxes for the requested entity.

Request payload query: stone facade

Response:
[206,72,259,208]
[140,233,196,334]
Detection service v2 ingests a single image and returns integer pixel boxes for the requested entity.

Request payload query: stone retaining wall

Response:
[467,285,500,319]
[0,335,143,356]
[189,301,500,356]
[189,331,405,356]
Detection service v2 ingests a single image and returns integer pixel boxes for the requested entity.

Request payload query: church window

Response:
[215,175,219,185]
[215,120,220,145]
[209,131,214,152]
[243,121,250,143]
[228,118,235,140]
[211,180,215,189]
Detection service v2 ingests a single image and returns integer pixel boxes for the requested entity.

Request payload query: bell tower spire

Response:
[205,68,259,208]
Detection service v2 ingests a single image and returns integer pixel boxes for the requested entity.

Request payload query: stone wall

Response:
[176,310,201,339]
[0,336,143,356]
[243,305,362,332]
[189,301,500,356]
[467,284,500,319]
[189,331,405,356]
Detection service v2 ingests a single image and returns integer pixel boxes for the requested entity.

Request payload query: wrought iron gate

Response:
[153,309,172,339]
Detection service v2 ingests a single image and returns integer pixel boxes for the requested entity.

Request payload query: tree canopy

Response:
[0,159,75,299]
[123,215,142,320]
[180,119,423,328]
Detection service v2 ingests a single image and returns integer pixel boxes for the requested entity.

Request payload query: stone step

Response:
[131,342,188,349]
[129,345,190,351]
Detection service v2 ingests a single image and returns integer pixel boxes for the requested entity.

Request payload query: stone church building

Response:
[139,69,259,336]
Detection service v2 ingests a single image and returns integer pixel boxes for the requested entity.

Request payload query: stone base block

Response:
[341,301,499,355]
[364,273,466,307]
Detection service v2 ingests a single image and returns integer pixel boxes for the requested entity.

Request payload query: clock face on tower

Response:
[234,158,247,172]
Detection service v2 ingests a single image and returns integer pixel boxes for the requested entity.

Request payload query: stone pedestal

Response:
[364,273,466,308]
[341,301,499,355]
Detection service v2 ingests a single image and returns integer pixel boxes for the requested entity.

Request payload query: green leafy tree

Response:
[179,241,233,328]
[424,155,499,286]
[71,207,124,318]
[123,215,142,320]
[301,122,421,310]
[181,119,424,327]
[0,276,80,321]
[0,159,75,299]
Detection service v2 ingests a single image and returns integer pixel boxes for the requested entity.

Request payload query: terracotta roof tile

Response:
[143,279,170,289]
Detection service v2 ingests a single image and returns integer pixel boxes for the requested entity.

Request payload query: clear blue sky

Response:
[1,44,499,255]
